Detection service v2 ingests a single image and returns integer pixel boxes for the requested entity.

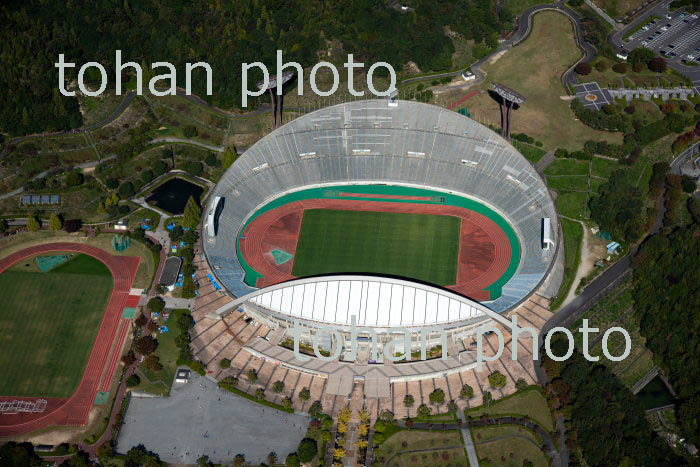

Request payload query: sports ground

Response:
[0,253,113,397]
[0,243,140,436]
[238,185,521,301]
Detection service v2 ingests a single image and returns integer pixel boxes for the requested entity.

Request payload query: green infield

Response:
[291,209,461,285]
[0,253,113,397]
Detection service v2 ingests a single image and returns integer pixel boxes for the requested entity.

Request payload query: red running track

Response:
[239,199,512,301]
[0,243,140,436]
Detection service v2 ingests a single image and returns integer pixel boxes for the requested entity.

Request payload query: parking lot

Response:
[625,7,700,66]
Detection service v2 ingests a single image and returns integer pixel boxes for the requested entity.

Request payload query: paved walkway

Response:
[458,411,481,467]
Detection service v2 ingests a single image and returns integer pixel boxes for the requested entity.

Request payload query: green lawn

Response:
[134,309,190,396]
[464,387,555,431]
[550,218,583,310]
[555,191,589,220]
[292,209,461,286]
[374,429,465,467]
[0,254,113,397]
[544,159,589,176]
[591,156,620,178]
[546,175,589,192]
[472,425,548,467]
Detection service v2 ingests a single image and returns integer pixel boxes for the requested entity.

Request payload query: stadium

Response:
[199,99,563,357]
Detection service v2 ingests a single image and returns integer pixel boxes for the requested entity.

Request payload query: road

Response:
[150,138,224,152]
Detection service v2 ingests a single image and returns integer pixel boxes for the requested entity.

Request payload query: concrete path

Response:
[150,137,224,152]
[534,151,556,174]
[585,0,619,28]
[458,411,481,467]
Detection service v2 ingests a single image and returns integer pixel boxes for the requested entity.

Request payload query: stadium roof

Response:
[217,275,512,328]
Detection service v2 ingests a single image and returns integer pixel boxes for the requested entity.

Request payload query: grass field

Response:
[550,218,584,310]
[464,387,555,431]
[0,254,113,397]
[374,429,466,467]
[292,209,461,285]
[450,11,622,150]
[472,425,548,466]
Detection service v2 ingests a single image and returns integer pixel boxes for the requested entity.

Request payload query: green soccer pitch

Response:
[0,254,113,397]
[291,209,461,285]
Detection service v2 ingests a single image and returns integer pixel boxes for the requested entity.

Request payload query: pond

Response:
[637,376,675,410]
[146,177,204,215]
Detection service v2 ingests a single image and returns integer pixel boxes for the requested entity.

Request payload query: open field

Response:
[0,254,113,397]
[373,429,466,467]
[292,209,461,285]
[473,425,548,467]
[464,388,555,431]
[445,11,623,150]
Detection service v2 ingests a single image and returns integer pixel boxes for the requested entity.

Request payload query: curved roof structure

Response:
[220,275,512,330]
[204,99,558,320]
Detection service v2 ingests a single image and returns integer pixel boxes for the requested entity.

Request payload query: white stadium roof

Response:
[219,276,511,329]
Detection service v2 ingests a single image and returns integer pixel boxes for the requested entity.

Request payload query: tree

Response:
[516,378,529,391]
[183,125,198,138]
[447,400,458,414]
[460,384,474,399]
[26,216,40,232]
[417,404,432,418]
[429,388,445,405]
[143,354,163,371]
[205,152,218,167]
[612,63,627,73]
[219,358,231,368]
[590,169,645,242]
[282,396,293,410]
[121,351,137,366]
[135,314,148,328]
[308,400,323,417]
[273,380,285,393]
[404,394,415,407]
[255,388,265,399]
[285,453,301,467]
[488,371,507,388]
[135,336,158,355]
[105,178,119,189]
[298,387,311,401]
[197,455,213,467]
[219,376,239,390]
[0,441,43,466]
[118,181,135,198]
[48,212,63,230]
[126,374,141,387]
[65,171,84,187]
[182,196,201,229]
[483,391,493,406]
[141,169,154,184]
[297,438,318,463]
[185,161,203,176]
[648,57,667,72]
[153,160,168,176]
[222,146,239,168]
[628,47,656,66]
[247,368,258,383]
[0,218,7,233]
[574,62,592,75]
[64,219,82,232]
[147,296,165,314]
[681,175,697,193]
[232,454,246,466]
[267,452,278,466]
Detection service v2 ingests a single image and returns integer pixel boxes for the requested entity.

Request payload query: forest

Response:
[0,0,515,136]
[543,336,682,465]
[633,217,700,447]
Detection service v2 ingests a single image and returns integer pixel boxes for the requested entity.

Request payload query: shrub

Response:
[308,400,323,417]
[135,336,158,356]
[595,61,608,72]
[255,388,265,400]
[460,384,474,399]
[185,161,203,176]
[105,178,119,189]
[417,404,432,418]
[648,57,667,73]
[143,355,163,372]
[64,219,82,232]
[516,378,529,390]
[297,438,318,463]
[65,171,84,187]
[404,394,415,407]
[574,62,592,75]
[612,63,627,73]
[183,125,198,138]
[624,105,636,114]
[298,387,311,401]
[147,296,165,314]
[681,175,697,193]
[285,453,300,467]
[126,374,141,387]
[488,371,507,388]
[118,181,135,198]
[219,376,239,390]
[247,369,258,383]
[429,388,445,405]
[273,381,285,393]
[219,358,231,368]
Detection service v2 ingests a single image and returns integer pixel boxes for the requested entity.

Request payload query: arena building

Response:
[198,99,563,358]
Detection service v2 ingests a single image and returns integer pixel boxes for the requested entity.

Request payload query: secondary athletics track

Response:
[239,198,513,301]
[0,243,140,436]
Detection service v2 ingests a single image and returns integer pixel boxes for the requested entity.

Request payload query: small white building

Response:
[461,71,476,81]
[175,368,191,383]
[114,220,128,231]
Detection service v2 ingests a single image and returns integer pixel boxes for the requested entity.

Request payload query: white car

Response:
[665,13,672,19]
[642,25,650,30]
[641,41,648,46]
